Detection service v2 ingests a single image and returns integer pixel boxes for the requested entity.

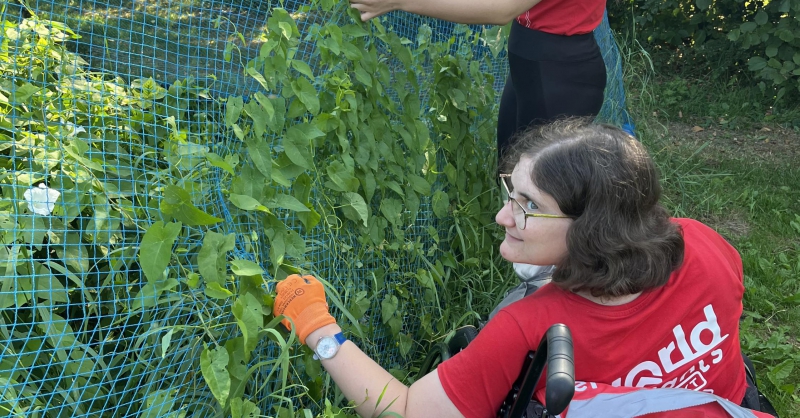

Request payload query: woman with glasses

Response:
[272,121,750,418]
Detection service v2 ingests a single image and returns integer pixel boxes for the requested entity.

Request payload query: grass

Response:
[623,40,800,416]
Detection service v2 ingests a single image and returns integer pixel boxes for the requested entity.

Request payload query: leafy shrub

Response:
[0,3,503,417]
[609,0,800,99]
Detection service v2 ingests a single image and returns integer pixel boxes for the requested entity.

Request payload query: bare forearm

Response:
[307,324,409,418]
[351,0,542,25]
[399,0,538,25]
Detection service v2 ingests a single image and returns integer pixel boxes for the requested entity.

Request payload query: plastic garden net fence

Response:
[0,0,633,416]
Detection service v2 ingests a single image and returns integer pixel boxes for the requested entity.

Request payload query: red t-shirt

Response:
[438,218,747,418]
[516,0,606,36]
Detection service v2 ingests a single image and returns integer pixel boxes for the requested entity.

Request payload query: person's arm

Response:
[273,275,464,418]
[348,0,543,25]
[306,324,464,418]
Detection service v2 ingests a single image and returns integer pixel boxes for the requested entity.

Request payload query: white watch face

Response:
[315,336,340,360]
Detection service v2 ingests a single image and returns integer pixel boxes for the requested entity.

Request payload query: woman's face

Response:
[496,157,573,266]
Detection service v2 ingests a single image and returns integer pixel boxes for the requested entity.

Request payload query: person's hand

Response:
[273,274,337,345]
[348,0,401,21]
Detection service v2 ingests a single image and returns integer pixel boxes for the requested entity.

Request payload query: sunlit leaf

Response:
[139,221,182,284]
[200,345,231,406]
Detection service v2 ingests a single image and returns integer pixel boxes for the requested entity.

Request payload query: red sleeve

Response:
[436,311,537,418]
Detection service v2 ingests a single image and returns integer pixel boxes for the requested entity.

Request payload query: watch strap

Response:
[333,332,346,345]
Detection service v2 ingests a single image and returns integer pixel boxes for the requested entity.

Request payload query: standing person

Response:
[273,121,753,418]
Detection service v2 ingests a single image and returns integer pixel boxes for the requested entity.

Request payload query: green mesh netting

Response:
[0,1,632,416]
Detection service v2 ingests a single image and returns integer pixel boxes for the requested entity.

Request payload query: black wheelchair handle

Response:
[500,323,575,418]
[544,324,575,415]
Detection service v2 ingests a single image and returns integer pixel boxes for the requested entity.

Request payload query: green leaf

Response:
[206,152,235,175]
[695,0,711,10]
[141,389,176,418]
[284,229,306,258]
[230,259,264,276]
[233,293,264,360]
[229,194,269,212]
[161,329,174,359]
[225,338,248,379]
[354,64,373,87]
[291,60,315,80]
[398,333,413,358]
[341,192,369,227]
[766,45,778,58]
[245,137,273,179]
[432,190,449,218]
[407,173,431,195]
[198,231,236,286]
[381,295,398,324]
[740,22,757,33]
[748,56,767,71]
[379,198,402,226]
[53,232,89,274]
[226,96,244,127]
[754,10,768,26]
[160,185,223,226]
[231,398,261,418]
[245,66,272,92]
[205,282,233,299]
[283,126,314,170]
[200,345,231,406]
[326,160,359,192]
[266,193,311,213]
[244,100,269,139]
[139,221,182,284]
[11,83,41,104]
[34,267,69,303]
[291,78,320,115]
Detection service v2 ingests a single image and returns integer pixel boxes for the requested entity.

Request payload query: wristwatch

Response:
[313,332,347,360]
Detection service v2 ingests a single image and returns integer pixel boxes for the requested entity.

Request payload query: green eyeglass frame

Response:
[499,174,570,230]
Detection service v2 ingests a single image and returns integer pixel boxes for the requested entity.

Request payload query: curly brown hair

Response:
[502,119,685,298]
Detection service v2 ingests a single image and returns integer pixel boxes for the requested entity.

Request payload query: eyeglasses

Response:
[499,174,569,230]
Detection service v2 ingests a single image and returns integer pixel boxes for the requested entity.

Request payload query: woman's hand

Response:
[273,274,336,344]
[348,0,402,21]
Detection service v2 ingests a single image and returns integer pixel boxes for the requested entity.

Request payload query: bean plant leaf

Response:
[160,185,223,226]
[205,282,233,299]
[266,193,310,213]
[432,190,449,218]
[341,192,369,227]
[229,194,269,212]
[284,126,314,170]
[244,100,269,139]
[407,173,431,195]
[161,329,174,359]
[226,96,244,127]
[139,221,182,284]
[245,137,272,179]
[200,345,231,406]
[230,259,264,276]
[231,398,260,418]
[232,293,264,361]
[291,60,315,80]
[206,152,235,175]
[381,295,398,324]
[379,198,402,226]
[291,78,320,115]
[398,333,413,358]
[141,389,176,418]
[198,231,236,286]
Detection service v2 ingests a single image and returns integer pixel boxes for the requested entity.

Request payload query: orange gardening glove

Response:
[273,274,336,345]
